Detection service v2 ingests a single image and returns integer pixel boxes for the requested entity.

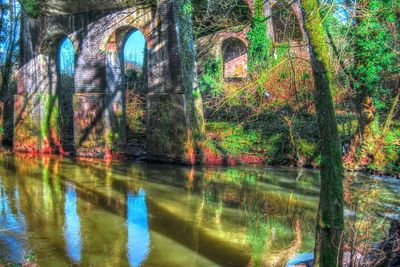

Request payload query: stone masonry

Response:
[16,0,204,164]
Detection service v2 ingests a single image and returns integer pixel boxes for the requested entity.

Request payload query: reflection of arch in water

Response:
[64,183,81,263]
[0,177,29,263]
[127,189,150,267]
[221,37,248,79]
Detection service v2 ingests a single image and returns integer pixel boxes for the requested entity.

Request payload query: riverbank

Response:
[199,121,400,179]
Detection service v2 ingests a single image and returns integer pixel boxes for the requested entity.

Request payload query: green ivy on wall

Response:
[198,55,224,95]
[246,0,272,72]
[20,0,47,17]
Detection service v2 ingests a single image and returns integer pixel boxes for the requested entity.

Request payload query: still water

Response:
[0,155,398,266]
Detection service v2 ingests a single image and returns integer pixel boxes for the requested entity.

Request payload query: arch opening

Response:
[221,38,248,80]
[124,29,147,157]
[271,2,303,43]
[104,27,147,157]
[57,37,75,152]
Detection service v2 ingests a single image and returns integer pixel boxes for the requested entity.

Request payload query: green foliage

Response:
[351,0,399,111]
[126,91,145,134]
[206,114,322,166]
[198,56,224,95]
[183,1,192,16]
[20,0,46,17]
[300,72,310,81]
[206,122,268,156]
[246,0,272,72]
[40,94,59,141]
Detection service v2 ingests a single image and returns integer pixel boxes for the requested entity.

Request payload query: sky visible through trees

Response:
[124,30,146,67]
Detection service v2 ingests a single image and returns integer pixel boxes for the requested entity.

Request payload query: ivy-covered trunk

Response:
[174,0,206,142]
[300,0,345,266]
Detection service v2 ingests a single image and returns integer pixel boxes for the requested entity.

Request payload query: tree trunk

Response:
[299,0,345,266]
[1,0,19,147]
[355,89,375,139]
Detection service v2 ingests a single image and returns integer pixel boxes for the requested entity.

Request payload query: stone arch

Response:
[17,2,203,163]
[101,27,152,53]
[271,1,304,43]
[40,32,69,95]
[72,7,157,158]
[98,9,154,54]
[102,26,149,157]
[39,32,79,94]
[57,37,76,152]
[221,37,248,79]
[35,33,77,153]
[41,32,79,56]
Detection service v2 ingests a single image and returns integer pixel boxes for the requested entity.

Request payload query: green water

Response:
[0,155,398,266]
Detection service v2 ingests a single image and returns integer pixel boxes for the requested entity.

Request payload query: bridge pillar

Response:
[15,1,204,164]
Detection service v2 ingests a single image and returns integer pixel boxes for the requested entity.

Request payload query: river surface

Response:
[0,155,398,266]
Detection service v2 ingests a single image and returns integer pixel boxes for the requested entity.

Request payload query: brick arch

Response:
[220,36,248,79]
[195,29,250,77]
[40,32,79,57]
[270,0,306,43]
[75,6,155,94]
[215,31,249,55]
[38,32,78,93]
[16,1,203,163]
[222,37,248,59]
[98,8,155,53]
[104,27,140,53]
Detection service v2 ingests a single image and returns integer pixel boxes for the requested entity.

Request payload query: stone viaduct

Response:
[15,0,204,164]
[13,0,307,163]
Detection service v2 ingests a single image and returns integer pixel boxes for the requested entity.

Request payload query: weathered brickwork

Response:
[196,30,250,77]
[195,0,310,79]
[16,0,204,163]
[14,95,41,154]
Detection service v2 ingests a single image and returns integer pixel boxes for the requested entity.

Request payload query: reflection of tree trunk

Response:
[300,0,345,266]
[273,219,302,266]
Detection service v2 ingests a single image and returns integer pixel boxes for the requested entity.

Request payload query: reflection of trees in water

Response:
[342,175,399,266]
[197,168,316,266]
[0,176,30,264]
[243,194,305,266]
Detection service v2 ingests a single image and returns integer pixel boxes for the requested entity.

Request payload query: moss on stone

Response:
[20,0,47,17]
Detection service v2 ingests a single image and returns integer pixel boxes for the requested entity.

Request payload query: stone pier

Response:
[16,0,204,164]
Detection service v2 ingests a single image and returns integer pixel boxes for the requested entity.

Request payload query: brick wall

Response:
[16,0,203,163]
